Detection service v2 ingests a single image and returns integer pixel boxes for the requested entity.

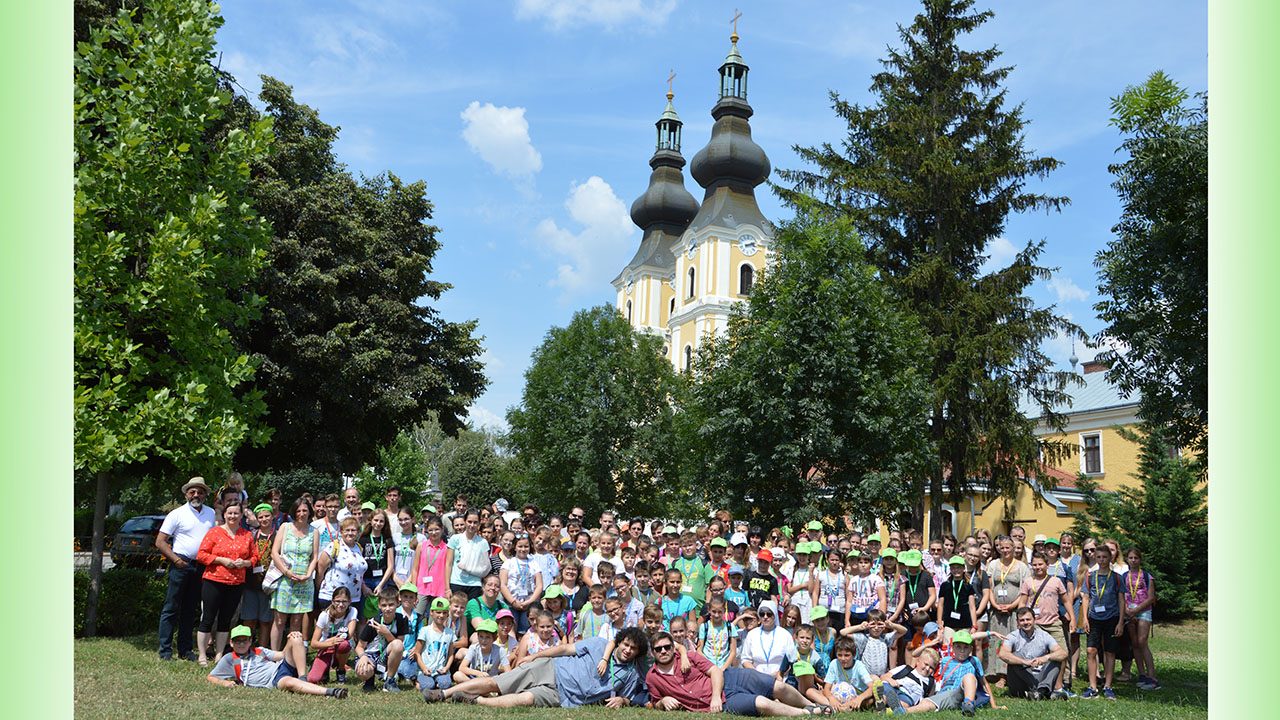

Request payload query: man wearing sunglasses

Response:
[647,631,831,716]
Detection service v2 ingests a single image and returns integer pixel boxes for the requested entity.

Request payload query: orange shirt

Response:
[197,525,260,585]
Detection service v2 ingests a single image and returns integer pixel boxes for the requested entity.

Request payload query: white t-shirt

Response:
[583,552,625,578]
[741,626,798,675]
[316,605,357,642]
[159,502,216,558]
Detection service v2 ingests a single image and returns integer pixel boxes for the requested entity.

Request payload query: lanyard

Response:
[816,628,834,659]
[884,574,897,603]
[478,599,498,620]
[676,558,699,585]
[370,535,385,562]
[707,621,728,657]
[906,572,922,601]
[759,628,779,666]
[1127,570,1143,597]
[423,541,445,576]
[996,560,1015,586]
[1092,571,1109,599]
[950,579,964,610]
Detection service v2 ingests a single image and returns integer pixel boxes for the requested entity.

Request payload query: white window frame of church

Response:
[738,262,755,296]
[687,267,696,299]
[1080,432,1103,475]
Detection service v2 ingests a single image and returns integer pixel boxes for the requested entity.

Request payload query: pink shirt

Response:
[1020,575,1068,625]
[646,650,719,711]
[415,540,450,598]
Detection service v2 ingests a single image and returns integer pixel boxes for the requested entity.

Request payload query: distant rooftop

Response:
[1018,368,1138,419]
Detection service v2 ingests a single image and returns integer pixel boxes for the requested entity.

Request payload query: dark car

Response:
[111,515,167,568]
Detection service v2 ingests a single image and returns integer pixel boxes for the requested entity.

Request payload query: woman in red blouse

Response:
[196,501,260,666]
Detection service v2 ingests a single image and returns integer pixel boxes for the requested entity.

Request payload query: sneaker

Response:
[450,691,478,704]
[961,699,976,717]
[1081,687,1099,699]
[178,651,198,662]
[362,677,377,693]
[1024,690,1041,701]
[872,678,886,713]
[159,654,174,662]
[421,688,445,703]
[1144,679,1162,691]
[1051,689,1069,701]
[335,671,347,684]
[327,687,348,699]
[1103,686,1117,700]
[383,678,400,693]
[1062,689,1078,699]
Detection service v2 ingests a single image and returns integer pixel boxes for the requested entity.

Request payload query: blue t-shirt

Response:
[936,655,984,693]
[824,658,874,693]
[661,595,697,629]
[414,623,456,674]
[1085,570,1125,620]
[553,636,650,708]
[725,586,749,609]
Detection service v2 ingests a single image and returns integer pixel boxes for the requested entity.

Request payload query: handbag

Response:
[262,562,284,594]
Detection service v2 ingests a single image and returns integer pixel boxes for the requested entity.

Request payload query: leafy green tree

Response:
[354,430,437,512]
[776,0,1082,534]
[244,467,341,509]
[1094,72,1207,472]
[229,77,488,477]
[1071,426,1206,619]
[506,306,686,520]
[683,214,932,529]
[438,430,507,511]
[74,0,274,635]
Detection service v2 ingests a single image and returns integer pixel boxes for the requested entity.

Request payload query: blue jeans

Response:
[157,559,203,657]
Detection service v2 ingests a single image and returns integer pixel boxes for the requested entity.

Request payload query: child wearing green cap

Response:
[455,618,508,682]
[208,626,347,698]
[412,597,457,690]
[787,542,818,624]
[938,555,978,635]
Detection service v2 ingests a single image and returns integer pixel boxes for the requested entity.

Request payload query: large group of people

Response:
[153,474,1163,713]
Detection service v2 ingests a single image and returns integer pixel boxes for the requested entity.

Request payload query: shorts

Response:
[492,656,561,707]
[241,588,274,623]
[1087,616,1120,653]
[723,667,776,716]
[397,655,420,681]
[270,659,298,688]
[1130,607,1153,623]
[1039,621,1067,651]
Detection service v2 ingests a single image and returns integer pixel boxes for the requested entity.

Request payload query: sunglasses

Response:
[652,643,673,652]
[759,611,774,617]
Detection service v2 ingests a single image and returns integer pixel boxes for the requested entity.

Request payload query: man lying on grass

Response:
[207,625,347,698]
[421,627,649,708]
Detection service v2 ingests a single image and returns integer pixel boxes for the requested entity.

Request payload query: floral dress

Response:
[319,540,369,603]
[271,525,315,614]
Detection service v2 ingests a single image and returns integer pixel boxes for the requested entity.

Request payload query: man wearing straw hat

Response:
[155,476,216,661]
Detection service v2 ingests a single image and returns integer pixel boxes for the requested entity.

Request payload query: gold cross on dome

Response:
[667,69,677,94]
[731,8,742,35]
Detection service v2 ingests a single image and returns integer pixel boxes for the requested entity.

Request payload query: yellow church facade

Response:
[613,31,773,371]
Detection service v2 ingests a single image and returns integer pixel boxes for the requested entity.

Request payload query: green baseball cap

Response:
[806,521,823,531]
[780,526,793,538]
[948,555,966,566]
[809,606,829,621]
[952,630,974,645]
[253,503,273,515]
[230,625,252,639]
[792,660,816,677]
[880,548,898,559]
[899,549,923,567]
[544,585,565,600]
[360,501,376,511]
[430,597,450,611]
[424,504,438,514]
[664,525,679,534]
[475,619,498,634]
[1044,537,1061,546]
[867,533,881,543]
[399,582,419,594]
[710,537,728,549]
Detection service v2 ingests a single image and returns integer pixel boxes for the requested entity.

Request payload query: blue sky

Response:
[213,0,1207,433]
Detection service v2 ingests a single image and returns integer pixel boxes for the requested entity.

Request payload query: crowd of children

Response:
[194,488,1163,713]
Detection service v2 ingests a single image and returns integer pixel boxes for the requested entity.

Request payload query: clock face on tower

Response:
[686,240,698,259]
[739,235,758,256]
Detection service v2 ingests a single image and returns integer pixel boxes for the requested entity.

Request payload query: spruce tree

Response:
[777,0,1082,533]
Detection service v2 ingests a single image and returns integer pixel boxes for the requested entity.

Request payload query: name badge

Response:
[423,575,433,583]
[950,611,961,620]
[997,589,1008,598]
[1095,605,1105,613]
[1127,603,1137,610]
[253,566,264,574]
[373,568,383,577]
[376,663,387,674]
[854,606,867,614]
[681,585,692,593]
[908,602,919,611]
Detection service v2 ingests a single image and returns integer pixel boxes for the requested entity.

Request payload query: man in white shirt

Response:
[156,477,216,661]
[336,487,360,522]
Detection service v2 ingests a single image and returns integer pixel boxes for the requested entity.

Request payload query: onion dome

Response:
[630,90,699,236]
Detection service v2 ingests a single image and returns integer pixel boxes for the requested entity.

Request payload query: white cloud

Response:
[514,0,678,30]
[1046,276,1089,304]
[466,404,510,434]
[480,348,505,372]
[536,176,635,296]
[979,236,1020,274]
[460,102,543,178]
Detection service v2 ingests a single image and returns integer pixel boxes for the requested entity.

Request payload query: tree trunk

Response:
[84,469,109,636]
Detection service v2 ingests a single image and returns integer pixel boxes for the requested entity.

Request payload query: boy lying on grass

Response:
[207,625,347,698]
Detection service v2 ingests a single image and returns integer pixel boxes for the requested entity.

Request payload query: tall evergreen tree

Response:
[777,0,1082,534]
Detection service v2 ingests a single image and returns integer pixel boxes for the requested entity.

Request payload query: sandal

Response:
[197,658,209,667]
[803,705,830,715]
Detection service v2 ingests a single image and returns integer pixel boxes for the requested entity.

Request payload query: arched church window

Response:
[739,264,754,295]
[687,267,696,299]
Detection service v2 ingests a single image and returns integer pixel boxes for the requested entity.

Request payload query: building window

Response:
[669,297,675,319]
[687,267,696,299]
[683,345,693,372]
[625,299,632,324]
[1082,433,1102,474]
[739,264,754,295]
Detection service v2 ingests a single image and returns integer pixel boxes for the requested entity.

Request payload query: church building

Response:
[612,30,774,371]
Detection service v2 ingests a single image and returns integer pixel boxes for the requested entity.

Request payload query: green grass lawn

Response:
[74,620,1207,719]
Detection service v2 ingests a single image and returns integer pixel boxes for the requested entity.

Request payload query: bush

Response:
[74,568,168,638]
[243,467,341,509]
